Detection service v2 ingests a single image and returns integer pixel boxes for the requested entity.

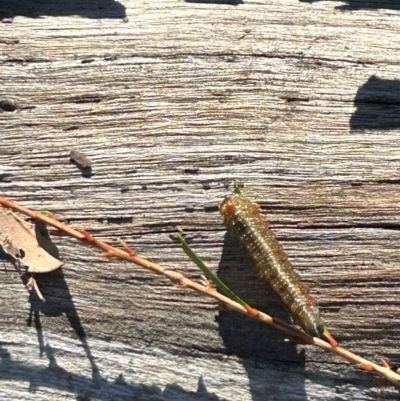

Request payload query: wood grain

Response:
[1,0,400,399]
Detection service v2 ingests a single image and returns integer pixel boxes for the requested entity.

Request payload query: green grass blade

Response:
[35,210,52,217]
[177,234,249,308]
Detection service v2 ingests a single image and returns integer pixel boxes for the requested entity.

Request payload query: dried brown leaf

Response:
[0,208,63,272]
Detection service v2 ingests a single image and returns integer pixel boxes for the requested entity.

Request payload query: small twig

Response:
[0,196,399,386]
[25,276,45,302]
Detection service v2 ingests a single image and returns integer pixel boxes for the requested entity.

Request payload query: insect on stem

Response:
[1,195,400,386]
[220,191,334,341]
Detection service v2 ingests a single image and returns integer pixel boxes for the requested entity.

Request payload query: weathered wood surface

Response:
[1,0,400,400]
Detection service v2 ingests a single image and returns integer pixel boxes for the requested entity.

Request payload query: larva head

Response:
[220,195,247,224]
[220,195,238,216]
[220,194,259,223]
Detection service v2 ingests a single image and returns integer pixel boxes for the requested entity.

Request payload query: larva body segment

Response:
[220,194,326,338]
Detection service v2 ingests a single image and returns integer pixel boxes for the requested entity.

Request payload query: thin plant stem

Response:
[0,195,399,386]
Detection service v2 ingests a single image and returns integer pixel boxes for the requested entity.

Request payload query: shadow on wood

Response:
[0,260,227,400]
[298,0,400,11]
[28,268,100,376]
[0,0,126,20]
[350,75,400,131]
[0,341,225,400]
[184,0,243,5]
[217,232,307,401]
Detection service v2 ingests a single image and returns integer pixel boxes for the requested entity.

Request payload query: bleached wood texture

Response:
[1,0,400,400]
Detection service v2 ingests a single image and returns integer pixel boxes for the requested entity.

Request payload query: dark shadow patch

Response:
[64,126,80,131]
[0,0,126,20]
[298,0,400,10]
[184,0,243,4]
[184,168,200,174]
[81,58,95,64]
[71,94,102,104]
[162,376,222,400]
[107,216,133,224]
[70,162,93,178]
[350,75,400,131]
[285,97,310,103]
[0,174,13,182]
[27,267,100,379]
[0,343,226,400]
[204,205,219,213]
[217,232,307,401]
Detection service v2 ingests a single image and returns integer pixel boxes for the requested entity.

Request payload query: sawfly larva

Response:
[220,192,328,339]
